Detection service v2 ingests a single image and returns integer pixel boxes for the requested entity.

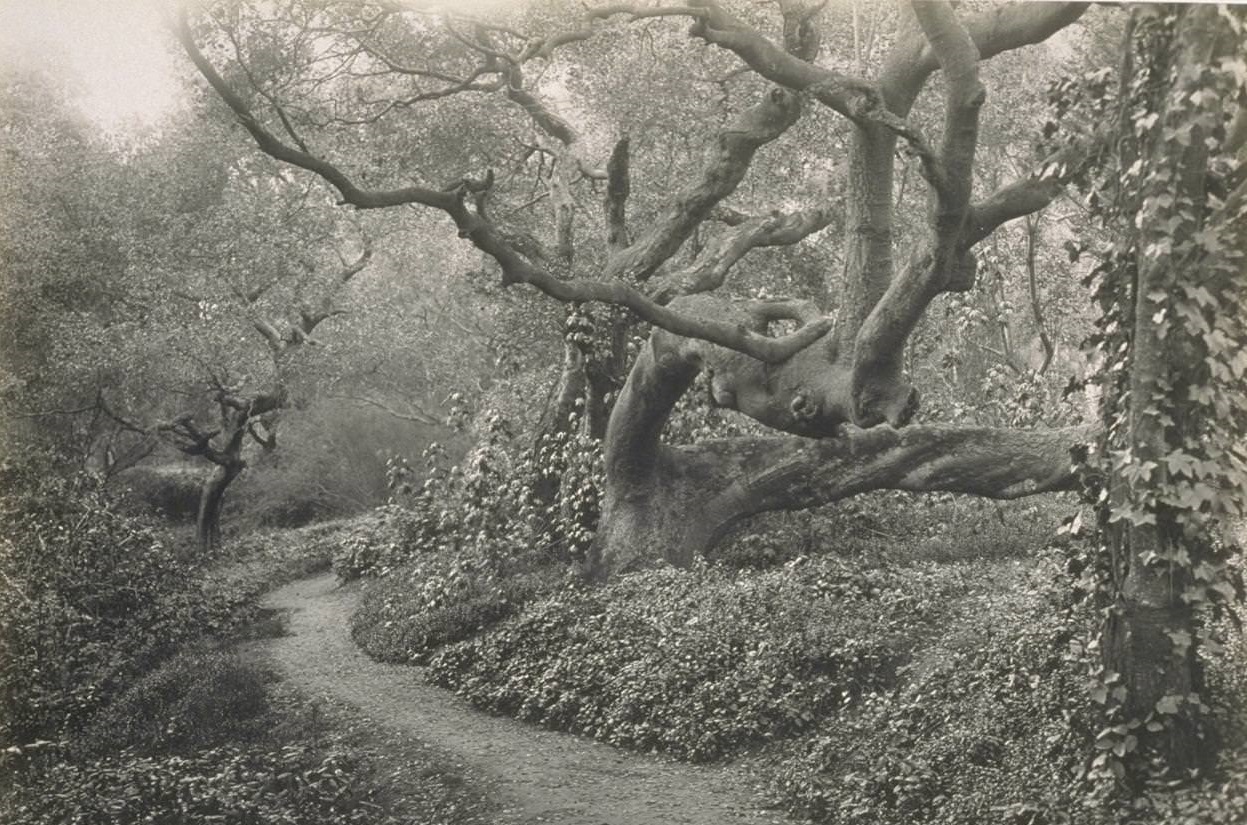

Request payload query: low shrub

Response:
[78,649,272,756]
[4,743,390,825]
[351,555,556,663]
[766,560,1102,824]
[344,404,603,657]
[330,506,417,582]
[429,557,968,762]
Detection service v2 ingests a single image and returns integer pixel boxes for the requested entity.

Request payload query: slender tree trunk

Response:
[197,459,242,552]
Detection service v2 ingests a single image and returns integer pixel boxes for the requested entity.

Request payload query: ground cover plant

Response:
[428,553,982,762]
[0,454,445,825]
[767,558,1098,824]
[3,650,500,825]
[406,493,1247,824]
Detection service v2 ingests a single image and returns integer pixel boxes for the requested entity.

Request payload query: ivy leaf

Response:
[1211,580,1237,602]
[1155,695,1182,715]
[1163,451,1200,477]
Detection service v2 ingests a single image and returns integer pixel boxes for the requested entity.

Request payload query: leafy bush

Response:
[428,557,967,762]
[4,743,390,825]
[344,400,604,658]
[330,506,419,582]
[767,560,1102,825]
[78,649,272,756]
[340,399,605,581]
[0,461,206,745]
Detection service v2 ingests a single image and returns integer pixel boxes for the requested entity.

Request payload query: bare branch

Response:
[1024,216,1055,375]
[330,394,442,426]
[743,296,825,327]
[12,402,99,419]
[683,0,875,121]
[247,421,277,450]
[507,82,579,148]
[606,86,803,283]
[177,10,454,212]
[253,319,285,353]
[924,3,1089,72]
[965,131,1108,245]
[458,194,832,362]
[336,233,374,284]
[97,395,151,436]
[911,0,983,241]
[180,7,822,365]
[604,136,631,252]
[648,204,835,302]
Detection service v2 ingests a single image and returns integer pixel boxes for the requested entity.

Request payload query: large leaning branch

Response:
[695,422,1091,531]
[177,10,830,365]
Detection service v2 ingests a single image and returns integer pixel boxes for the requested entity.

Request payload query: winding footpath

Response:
[258,572,800,825]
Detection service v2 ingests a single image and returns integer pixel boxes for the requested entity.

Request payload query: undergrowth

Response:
[428,556,978,762]
[0,454,433,825]
[2,649,489,825]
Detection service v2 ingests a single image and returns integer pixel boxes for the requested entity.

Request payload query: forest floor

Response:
[254,572,801,825]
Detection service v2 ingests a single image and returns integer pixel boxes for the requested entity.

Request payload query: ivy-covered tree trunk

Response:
[1091,3,1247,776]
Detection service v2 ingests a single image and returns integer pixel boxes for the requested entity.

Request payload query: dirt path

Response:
[258,572,800,825]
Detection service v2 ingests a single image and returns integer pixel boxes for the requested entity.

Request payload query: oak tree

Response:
[177,0,1245,769]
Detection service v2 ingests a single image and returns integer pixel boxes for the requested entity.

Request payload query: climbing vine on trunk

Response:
[1050,3,1247,788]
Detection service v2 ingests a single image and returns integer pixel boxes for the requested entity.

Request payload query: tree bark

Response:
[587,337,1089,580]
[197,457,243,552]
[1099,4,1226,773]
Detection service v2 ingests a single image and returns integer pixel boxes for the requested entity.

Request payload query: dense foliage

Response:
[4,649,401,825]
[8,744,386,825]
[429,555,977,762]
[343,398,604,659]
[0,458,225,745]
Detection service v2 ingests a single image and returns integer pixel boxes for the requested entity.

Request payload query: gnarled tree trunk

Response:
[587,338,1089,580]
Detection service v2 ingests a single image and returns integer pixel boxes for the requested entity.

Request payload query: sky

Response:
[0,0,186,133]
[0,0,533,135]
[0,0,1171,137]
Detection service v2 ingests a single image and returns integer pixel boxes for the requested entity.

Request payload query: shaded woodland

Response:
[2,2,1245,823]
